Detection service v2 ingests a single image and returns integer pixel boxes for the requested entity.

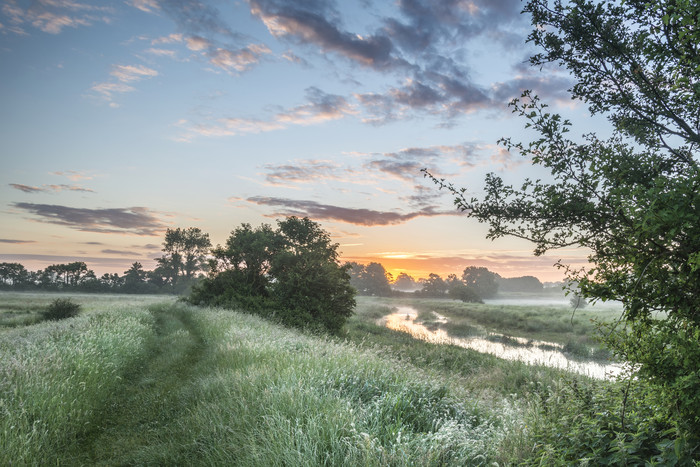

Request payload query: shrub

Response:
[42,298,81,321]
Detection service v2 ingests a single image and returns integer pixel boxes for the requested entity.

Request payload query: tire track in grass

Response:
[66,303,208,465]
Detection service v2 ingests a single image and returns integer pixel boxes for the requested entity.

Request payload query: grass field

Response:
[1,292,531,465]
[1,292,692,465]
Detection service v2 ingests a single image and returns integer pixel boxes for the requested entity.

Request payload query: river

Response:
[379,306,623,380]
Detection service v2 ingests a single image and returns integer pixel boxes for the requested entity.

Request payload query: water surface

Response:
[379,306,622,380]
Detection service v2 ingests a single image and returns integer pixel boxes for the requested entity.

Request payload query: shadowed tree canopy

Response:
[426,0,700,435]
[189,217,355,334]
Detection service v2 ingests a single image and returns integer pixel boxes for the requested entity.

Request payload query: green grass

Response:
[4,293,689,464]
[1,295,525,465]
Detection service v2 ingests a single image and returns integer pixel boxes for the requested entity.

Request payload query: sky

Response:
[0,0,598,282]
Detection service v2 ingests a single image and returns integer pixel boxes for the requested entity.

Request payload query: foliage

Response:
[189,217,356,334]
[156,227,212,289]
[417,273,448,297]
[447,283,483,303]
[347,261,393,296]
[393,271,418,291]
[498,275,543,293]
[426,0,700,436]
[461,266,499,299]
[0,262,29,287]
[41,298,81,321]
[523,377,698,465]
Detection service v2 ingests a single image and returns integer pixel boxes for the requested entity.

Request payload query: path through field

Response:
[67,305,208,464]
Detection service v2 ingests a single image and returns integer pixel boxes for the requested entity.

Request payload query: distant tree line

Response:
[0,227,211,295]
[346,261,549,302]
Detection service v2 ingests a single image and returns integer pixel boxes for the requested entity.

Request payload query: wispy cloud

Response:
[262,160,351,186]
[9,183,44,193]
[137,1,270,74]
[11,203,168,236]
[0,238,36,244]
[101,249,141,256]
[90,63,158,106]
[50,170,93,181]
[10,182,94,193]
[0,0,113,35]
[178,87,355,141]
[246,196,461,226]
[110,64,159,83]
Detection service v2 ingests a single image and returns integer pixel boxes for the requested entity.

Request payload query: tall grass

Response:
[106,305,519,465]
[1,297,524,465]
[0,305,154,464]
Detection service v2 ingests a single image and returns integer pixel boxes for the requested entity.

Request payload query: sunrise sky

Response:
[0,0,602,282]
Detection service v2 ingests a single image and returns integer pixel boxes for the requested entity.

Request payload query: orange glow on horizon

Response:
[341,253,572,283]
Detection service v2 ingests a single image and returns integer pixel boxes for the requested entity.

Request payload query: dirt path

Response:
[65,304,208,464]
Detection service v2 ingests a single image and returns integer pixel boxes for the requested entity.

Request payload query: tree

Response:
[0,262,28,287]
[393,272,418,291]
[270,217,356,333]
[498,275,544,293]
[190,217,355,334]
[362,262,393,296]
[158,227,211,287]
[418,273,448,297]
[427,0,700,435]
[123,262,147,293]
[448,283,482,303]
[461,266,499,299]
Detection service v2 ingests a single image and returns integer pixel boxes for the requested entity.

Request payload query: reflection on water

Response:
[379,306,623,380]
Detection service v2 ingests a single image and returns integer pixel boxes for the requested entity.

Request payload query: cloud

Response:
[0,0,114,35]
[251,0,396,69]
[129,0,160,13]
[10,183,44,193]
[50,170,93,181]
[178,87,355,140]
[110,64,159,83]
[101,249,141,256]
[208,43,272,73]
[263,160,348,186]
[0,239,36,244]
[10,182,95,193]
[365,159,423,183]
[246,196,461,226]
[90,63,158,105]
[11,203,168,236]
[139,1,269,74]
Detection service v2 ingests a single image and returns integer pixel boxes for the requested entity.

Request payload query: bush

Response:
[42,298,81,321]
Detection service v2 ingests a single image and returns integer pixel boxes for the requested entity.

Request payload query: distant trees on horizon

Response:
[0,227,211,295]
[346,261,554,302]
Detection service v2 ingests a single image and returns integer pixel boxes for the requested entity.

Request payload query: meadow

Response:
[1,293,693,465]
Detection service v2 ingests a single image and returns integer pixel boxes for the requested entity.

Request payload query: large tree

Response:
[190,217,355,334]
[427,0,700,434]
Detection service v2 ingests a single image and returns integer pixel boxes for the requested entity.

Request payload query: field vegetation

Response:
[2,292,697,464]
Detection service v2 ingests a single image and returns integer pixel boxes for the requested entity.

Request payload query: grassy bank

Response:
[2,293,694,464]
[1,295,525,465]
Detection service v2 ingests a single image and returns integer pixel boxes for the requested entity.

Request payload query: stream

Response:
[379,306,623,380]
